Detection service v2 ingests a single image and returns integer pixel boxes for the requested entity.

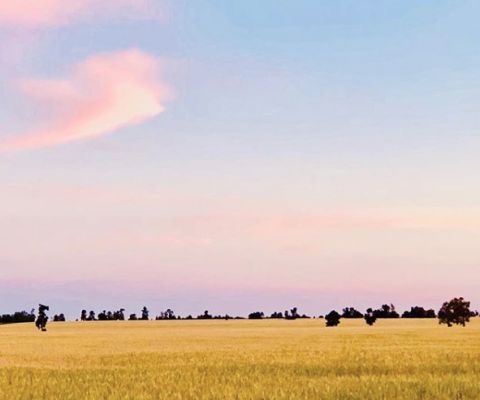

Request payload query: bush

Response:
[325,310,341,327]
[364,308,377,326]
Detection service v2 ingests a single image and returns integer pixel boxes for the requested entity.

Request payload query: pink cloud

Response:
[0,0,160,29]
[0,49,169,151]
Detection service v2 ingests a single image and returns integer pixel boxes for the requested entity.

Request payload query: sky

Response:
[1,1,479,318]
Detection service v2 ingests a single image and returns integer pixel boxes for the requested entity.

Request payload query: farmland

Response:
[0,319,479,399]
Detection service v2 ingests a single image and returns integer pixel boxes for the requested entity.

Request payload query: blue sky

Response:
[0,1,479,317]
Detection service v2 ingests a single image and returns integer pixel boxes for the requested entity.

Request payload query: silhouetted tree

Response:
[141,306,149,320]
[53,314,66,322]
[113,309,125,320]
[342,307,363,318]
[80,310,87,321]
[283,307,309,320]
[402,306,436,318]
[364,308,377,326]
[0,310,35,324]
[248,311,265,319]
[438,297,471,327]
[129,313,137,320]
[270,311,284,319]
[87,311,96,321]
[156,309,176,320]
[35,304,49,331]
[197,310,212,319]
[372,304,399,318]
[325,310,341,327]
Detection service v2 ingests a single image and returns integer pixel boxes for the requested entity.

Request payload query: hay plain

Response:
[0,319,479,399]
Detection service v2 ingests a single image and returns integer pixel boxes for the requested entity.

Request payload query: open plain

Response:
[0,319,479,399]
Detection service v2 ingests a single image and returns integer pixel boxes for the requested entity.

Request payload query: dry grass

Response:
[0,318,479,399]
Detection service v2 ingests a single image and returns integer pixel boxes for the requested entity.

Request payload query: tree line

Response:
[0,297,476,328]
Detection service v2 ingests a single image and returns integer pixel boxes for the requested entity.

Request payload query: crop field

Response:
[0,319,479,399]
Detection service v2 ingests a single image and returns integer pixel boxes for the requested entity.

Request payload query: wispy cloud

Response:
[0,49,169,151]
[0,0,160,29]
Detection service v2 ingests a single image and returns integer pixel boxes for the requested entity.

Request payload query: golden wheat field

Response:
[0,318,479,399]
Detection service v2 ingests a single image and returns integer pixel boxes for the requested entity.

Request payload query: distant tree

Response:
[372,304,399,318]
[325,310,341,327]
[114,309,125,320]
[156,309,176,320]
[0,310,35,324]
[80,310,87,321]
[438,297,471,327]
[197,310,213,320]
[35,304,49,331]
[342,307,363,318]
[129,313,137,320]
[141,307,149,320]
[248,311,264,319]
[212,314,237,319]
[364,308,377,326]
[270,311,284,319]
[402,306,436,318]
[87,311,96,321]
[284,307,309,320]
[53,314,66,322]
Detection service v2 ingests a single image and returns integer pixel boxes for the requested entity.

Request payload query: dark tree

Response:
[141,306,149,320]
[342,307,363,318]
[35,304,49,331]
[156,309,176,320]
[80,310,87,321]
[248,311,265,319]
[364,308,377,326]
[87,311,96,321]
[284,307,309,320]
[402,306,436,318]
[438,297,471,327]
[325,310,341,327]
[372,304,400,318]
[0,310,35,324]
[197,310,212,319]
[129,313,137,320]
[270,311,284,319]
[53,314,66,322]
[112,309,125,320]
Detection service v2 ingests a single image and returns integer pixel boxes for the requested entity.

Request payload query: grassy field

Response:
[0,319,479,399]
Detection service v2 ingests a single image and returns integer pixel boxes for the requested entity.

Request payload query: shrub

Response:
[325,310,341,327]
